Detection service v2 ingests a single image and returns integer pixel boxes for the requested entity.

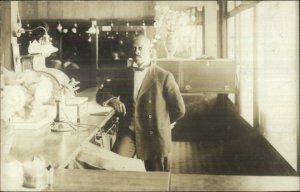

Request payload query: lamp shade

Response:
[24,26,58,57]
[28,40,58,57]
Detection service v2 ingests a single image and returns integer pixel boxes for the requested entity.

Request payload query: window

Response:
[227,6,254,126]
[227,0,299,169]
[255,1,298,168]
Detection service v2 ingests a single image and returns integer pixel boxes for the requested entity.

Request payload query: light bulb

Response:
[72,28,77,34]
[57,23,63,32]
[63,28,68,33]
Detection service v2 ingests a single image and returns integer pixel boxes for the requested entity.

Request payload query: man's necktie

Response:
[130,64,150,72]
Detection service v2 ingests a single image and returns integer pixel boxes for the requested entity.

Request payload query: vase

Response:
[1,161,24,190]
[164,32,178,58]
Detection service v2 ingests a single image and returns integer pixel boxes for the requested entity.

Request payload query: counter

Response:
[7,87,115,169]
[4,87,299,191]
[43,169,299,191]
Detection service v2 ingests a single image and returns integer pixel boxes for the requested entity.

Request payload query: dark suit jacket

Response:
[96,63,185,160]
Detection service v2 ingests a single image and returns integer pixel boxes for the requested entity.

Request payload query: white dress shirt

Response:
[129,67,149,131]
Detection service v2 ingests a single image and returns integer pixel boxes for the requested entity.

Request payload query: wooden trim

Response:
[226,1,260,18]
[253,5,259,130]
[22,18,155,27]
[219,0,228,58]
[202,6,205,55]
[0,1,13,69]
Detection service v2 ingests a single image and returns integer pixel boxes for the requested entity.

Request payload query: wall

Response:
[19,1,155,20]
[0,1,10,69]
[18,1,220,58]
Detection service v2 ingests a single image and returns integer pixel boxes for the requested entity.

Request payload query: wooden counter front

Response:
[45,169,299,191]
[50,169,170,191]
[170,173,299,191]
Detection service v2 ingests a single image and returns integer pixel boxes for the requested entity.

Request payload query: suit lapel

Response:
[127,68,134,97]
[136,64,156,101]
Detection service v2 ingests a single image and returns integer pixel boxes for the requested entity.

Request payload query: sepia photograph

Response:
[0,0,299,191]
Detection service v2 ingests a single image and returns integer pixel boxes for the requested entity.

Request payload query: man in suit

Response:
[96,35,185,171]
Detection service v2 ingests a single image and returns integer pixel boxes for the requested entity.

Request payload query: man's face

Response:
[132,36,151,66]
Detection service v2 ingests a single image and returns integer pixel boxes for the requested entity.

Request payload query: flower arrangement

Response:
[154,5,195,38]
[1,67,53,125]
[153,5,196,58]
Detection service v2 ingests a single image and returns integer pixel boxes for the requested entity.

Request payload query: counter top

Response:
[7,87,114,169]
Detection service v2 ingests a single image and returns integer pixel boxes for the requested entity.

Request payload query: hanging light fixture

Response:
[57,22,63,32]
[86,19,99,34]
[72,22,78,34]
[26,26,58,57]
[12,12,58,57]
[63,28,68,34]
[126,20,130,27]
[142,20,146,26]
[88,34,92,42]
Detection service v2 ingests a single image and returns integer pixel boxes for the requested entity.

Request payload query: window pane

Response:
[227,16,235,103]
[256,1,299,169]
[227,17,235,60]
[239,8,254,126]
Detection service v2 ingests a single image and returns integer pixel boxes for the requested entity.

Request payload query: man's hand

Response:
[109,98,126,116]
[170,122,176,129]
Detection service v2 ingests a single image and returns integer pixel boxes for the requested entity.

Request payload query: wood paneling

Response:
[19,1,156,20]
[62,1,74,19]
[53,169,170,191]
[49,169,299,191]
[0,1,18,70]
[156,1,205,9]
[37,1,47,19]
[19,1,37,19]
[170,174,299,191]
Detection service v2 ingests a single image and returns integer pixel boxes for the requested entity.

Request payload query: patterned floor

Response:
[170,142,203,174]
[169,106,297,176]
